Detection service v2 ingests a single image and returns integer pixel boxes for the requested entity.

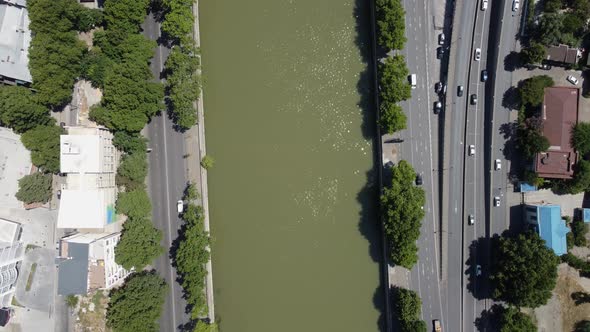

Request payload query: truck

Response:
[433,319,441,332]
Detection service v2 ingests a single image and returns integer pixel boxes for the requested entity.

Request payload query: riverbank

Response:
[186,0,215,322]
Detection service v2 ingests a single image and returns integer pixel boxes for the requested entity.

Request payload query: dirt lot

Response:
[533,264,590,332]
[73,290,110,332]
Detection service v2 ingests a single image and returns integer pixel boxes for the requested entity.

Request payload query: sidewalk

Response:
[185,0,215,322]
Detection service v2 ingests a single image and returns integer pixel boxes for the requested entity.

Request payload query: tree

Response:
[112,131,148,155]
[572,122,590,155]
[497,306,537,332]
[75,7,103,32]
[115,218,163,270]
[80,49,112,89]
[66,294,79,308]
[116,152,148,190]
[544,0,562,12]
[536,13,564,46]
[161,0,194,46]
[390,287,428,332]
[103,0,151,34]
[0,86,52,133]
[184,183,199,201]
[174,204,210,318]
[194,321,218,332]
[571,218,588,246]
[575,320,590,332]
[561,159,590,194]
[517,117,550,159]
[518,75,554,107]
[562,12,585,35]
[375,0,407,51]
[379,55,412,104]
[490,232,559,308]
[381,160,425,268]
[520,43,546,65]
[200,155,214,170]
[380,102,407,134]
[116,190,152,220]
[15,173,52,204]
[106,271,167,332]
[21,125,64,173]
[165,46,201,130]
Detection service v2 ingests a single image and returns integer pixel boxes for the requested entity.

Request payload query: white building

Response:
[0,0,31,85]
[57,126,120,231]
[57,232,130,295]
[0,218,24,307]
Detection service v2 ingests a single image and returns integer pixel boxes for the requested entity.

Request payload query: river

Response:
[200,1,383,331]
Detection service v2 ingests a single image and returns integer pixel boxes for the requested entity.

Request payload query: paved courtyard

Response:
[0,128,31,210]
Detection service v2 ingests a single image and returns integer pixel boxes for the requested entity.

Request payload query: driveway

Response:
[14,248,55,312]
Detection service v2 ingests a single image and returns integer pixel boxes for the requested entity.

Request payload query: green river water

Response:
[200,1,383,331]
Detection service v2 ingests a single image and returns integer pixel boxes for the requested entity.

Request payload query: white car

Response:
[469,145,475,156]
[567,75,579,85]
[177,200,184,213]
[495,159,502,170]
[494,196,500,207]
[474,48,481,61]
[438,33,445,45]
[513,0,520,11]
[468,214,475,225]
[481,0,488,10]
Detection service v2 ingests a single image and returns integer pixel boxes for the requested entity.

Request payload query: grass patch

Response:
[91,291,104,308]
[25,263,37,291]
[11,296,22,307]
[26,244,39,252]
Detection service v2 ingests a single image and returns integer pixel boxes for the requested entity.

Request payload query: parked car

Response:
[468,214,475,225]
[481,0,488,10]
[177,200,184,213]
[469,145,475,156]
[416,174,423,185]
[540,63,552,70]
[434,101,443,114]
[495,159,501,170]
[57,190,62,200]
[513,0,520,11]
[474,48,481,61]
[481,70,488,82]
[438,33,445,45]
[567,75,579,85]
[494,196,500,207]
[457,85,464,97]
[435,82,443,93]
[475,264,482,276]
[470,94,478,105]
[437,47,444,59]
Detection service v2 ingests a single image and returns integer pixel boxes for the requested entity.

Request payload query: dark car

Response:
[540,63,552,70]
[436,47,444,59]
[435,82,442,93]
[416,174,423,185]
[57,190,62,200]
[457,85,464,97]
[470,94,478,105]
[434,101,442,114]
[481,70,488,82]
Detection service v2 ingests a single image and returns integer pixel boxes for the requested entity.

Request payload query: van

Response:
[410,74,417,89]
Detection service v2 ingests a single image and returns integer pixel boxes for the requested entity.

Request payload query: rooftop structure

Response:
[57,126,119,230]
[0,218,24,307]
[0,0,31,85]
[546,44,581,65]
[57,232,131,296]
[534,87,579,179]
[524,204,570,255]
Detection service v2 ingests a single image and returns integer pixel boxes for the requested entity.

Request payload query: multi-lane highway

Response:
[143,13,189,332]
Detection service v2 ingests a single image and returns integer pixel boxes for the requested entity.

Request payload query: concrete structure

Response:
[0,127,32,209]
[0,218,24,307]
[534,87,579,179]
[0,0,31,85]
[57,126,120,231]
[57,232,130,295]
[546,44,581,66]
[524,204,570,255]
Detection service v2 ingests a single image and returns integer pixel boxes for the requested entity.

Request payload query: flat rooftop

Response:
[0,2,31,83]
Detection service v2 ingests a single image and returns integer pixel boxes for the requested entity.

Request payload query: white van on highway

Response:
[410,74,417,89]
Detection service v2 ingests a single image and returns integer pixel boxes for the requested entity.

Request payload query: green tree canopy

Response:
[536,13,564,46]
[115,218,163,270]
[490,232,559,308]
[519,75,554,108]
[112,131,148,155]
[375,0,407,51]
[572,122,590,155]
[379,55,412,105]
[116,189,152,220]
[0,86,52,133]
[161,0,194,46]
[80,49,112,89]
[103,0,150,34]
[106,271,167,332]
[194,321,218,332]
[21,125,64,173]
[561,159,590,194]
[576,320,590,332]
[497,305,537,332]
[571,218,589,246]
[380,102,407,134]
[15,173,53,204]
[520,43,546,65]
[381,160,425,268]
[165,46,201,130]
[391,287,427,332]
[517,116,550,159]
[116,152,148,191]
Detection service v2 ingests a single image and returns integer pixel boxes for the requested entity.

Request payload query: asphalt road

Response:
[397,0,444,328]
[143,13,189,332]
